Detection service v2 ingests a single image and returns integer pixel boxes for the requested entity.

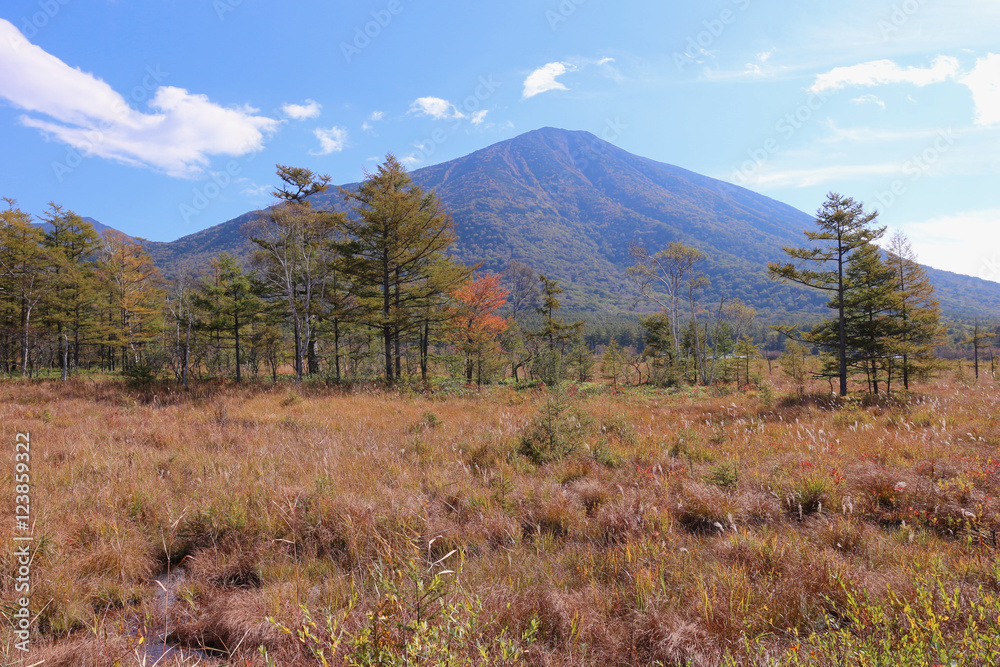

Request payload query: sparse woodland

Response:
[2,170,1000,665]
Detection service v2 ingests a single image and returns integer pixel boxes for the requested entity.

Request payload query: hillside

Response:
[134,127,1000,321]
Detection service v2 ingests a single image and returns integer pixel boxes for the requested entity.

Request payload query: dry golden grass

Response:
[1,369,999,665]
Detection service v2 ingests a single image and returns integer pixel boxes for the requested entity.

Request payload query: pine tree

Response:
[885,232,944,390]
[194,253,265,382]
[769,193,884,396]
[813,241,902,395]
[341,155,466,383]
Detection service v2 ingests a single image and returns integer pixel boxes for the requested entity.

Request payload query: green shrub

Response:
[519,394,591,464]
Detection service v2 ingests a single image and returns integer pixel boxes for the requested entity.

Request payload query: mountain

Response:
[139,127,1000,321]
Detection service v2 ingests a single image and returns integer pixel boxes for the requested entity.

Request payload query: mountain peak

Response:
[143,127,1000,319]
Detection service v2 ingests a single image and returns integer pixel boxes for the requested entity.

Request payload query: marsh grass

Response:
[1,371,999,664]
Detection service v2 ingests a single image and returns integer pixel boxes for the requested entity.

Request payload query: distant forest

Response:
[1,161,996,389]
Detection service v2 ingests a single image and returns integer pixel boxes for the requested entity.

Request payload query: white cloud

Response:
[597,57,616,66]
[523,62,575,99]
[960,53,1000,126]
[900,208,1000,280]
[851,94,886,109]
[409,97,464,120]
[312,126,348,155]
[0,19,278,177]
[470,110,488,126]
[737,163,901,188]
[369,110,385,122]
[809,56,960,94]
[281,100,322,120]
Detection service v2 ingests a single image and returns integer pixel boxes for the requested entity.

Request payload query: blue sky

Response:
[1,0,997,281]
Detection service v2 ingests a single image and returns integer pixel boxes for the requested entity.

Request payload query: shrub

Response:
[519,394,591,464]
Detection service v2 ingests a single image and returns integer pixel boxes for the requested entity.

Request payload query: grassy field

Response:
[2,370,1000,666]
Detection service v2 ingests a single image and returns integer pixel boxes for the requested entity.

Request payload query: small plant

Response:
[519,393,591,464]
[124,364,156,386]
[706,463,739,490]
[411,411,442,432]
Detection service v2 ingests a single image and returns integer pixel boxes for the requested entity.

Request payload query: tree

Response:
[628,242,704,356]
[341,155,465,383]
[885,232,944,390]
[812,241,902,395]
[640,311,677,386]
[966,319,992,382]
[532,275,583,385]
[781,341,810,394]
[448,273,509,386]
[566,336,595,382]
[502,260,539,324]
[194,253,266,382]
[601,337,627,388]
[40,204,101,378]
[97,230,163,371]
[247,165,341,383]
[0,199,55,375]
[769,193,884,396]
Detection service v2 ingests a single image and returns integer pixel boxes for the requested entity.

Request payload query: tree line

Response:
[0,172,992,392]
[0,159,588,386]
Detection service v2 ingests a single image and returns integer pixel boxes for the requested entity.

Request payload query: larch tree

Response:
[0,199,54,376]
[40,204,101,378]
[340,154,465,384]
[769,193,884,396]
[884,231,944,390]
[97,230,163,371]
[195,253,265,382]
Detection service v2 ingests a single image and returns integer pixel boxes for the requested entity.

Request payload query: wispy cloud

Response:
[808,56,960,94]
[523,62,575,99]
[960,53,1000,126]
[409,96,465,120]
[851,94,886,109]
[738,162,902,188]
[281,100,322,120]
[470,110,489,126]
[0,19,278,177]
[900,208,1000,279]
[312,126,348,154]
